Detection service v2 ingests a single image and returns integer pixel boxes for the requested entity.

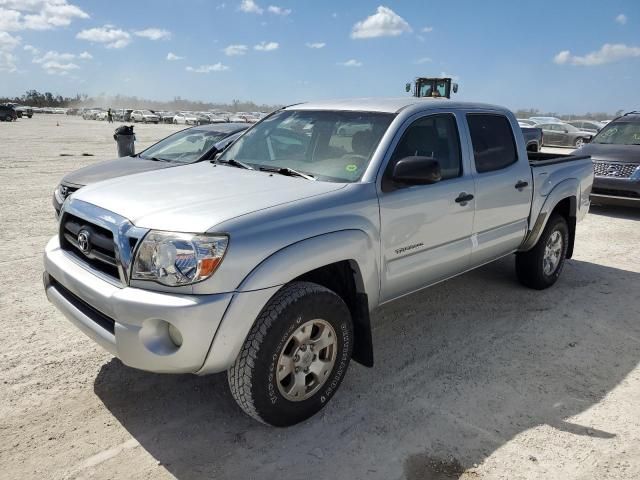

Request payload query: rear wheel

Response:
[516,214,569,289]
[228,282,353,426]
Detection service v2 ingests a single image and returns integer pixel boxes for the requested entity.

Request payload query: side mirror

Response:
[392,156,441,185]
[452,83,459,93]
[405,82,412,93]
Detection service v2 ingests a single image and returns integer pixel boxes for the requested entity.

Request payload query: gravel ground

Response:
[1,115,639,480]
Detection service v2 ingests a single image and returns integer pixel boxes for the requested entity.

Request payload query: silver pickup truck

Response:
[44,98,593,426]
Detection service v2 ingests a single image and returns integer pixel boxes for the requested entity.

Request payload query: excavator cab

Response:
[405,77,459,99]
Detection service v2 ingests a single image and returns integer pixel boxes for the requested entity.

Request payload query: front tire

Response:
[516,214,569,290]
[228,282,353,427]
[574,137,584,148]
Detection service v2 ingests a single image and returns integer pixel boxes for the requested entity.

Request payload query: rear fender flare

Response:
[520,178,578,251]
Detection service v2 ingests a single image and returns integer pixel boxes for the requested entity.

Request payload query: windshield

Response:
[139,129,228,163]
[218,110,393,182]
[592,122,640,145]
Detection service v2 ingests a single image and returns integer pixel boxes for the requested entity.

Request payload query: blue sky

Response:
[1,0,639,112]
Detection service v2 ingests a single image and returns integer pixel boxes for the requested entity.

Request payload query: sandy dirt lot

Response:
[1,115,639,480]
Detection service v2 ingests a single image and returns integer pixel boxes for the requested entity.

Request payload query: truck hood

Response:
[578,143,640,164]
[62,157,175,187]
[72,162,346,232]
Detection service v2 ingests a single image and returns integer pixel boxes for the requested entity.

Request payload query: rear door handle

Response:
[455,192,474,204]
[515,180,529,189]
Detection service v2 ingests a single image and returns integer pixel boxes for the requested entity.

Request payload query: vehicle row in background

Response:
[517,117,595,148]
[74,107,265,125]
[580,111,640,207]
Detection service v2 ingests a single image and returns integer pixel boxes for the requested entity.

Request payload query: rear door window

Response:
[467,114,518,173]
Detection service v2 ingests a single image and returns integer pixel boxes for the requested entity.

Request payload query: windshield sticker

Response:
[345,164,358,172]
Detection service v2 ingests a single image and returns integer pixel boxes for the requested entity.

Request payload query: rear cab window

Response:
[467,114,518,173]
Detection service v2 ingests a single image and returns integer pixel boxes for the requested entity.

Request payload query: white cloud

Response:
[224,44,248,56]
[0,30,20,50]
[351,6,411,39]
[76,26,131,49]
[414,57,432,64]
[554,43,640,66]
[0,31,19,72]
[186,62,229,73]
[23,44,38,54]
[217,3,226,9]
[615,13,627,25]
[305,42,325,49]
[254,41,278,51]
[42,60,79,75]
[268,5,290,15]
[421,26,433,33]
[239,0,263,14]
[0,0,88,31]
[166,52,184,61]
[30,49,90,74]
[339,59,362,67]
[134,28,171,40]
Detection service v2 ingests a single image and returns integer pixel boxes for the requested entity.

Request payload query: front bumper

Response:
[44,236,234,373]
[591,176,640,207]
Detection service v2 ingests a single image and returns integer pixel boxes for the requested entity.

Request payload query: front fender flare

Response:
[197,230,379,374]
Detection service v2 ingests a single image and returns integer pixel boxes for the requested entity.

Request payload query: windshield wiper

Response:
[213,158,254,170]
[258,166,315,180]
[145,156,172,162]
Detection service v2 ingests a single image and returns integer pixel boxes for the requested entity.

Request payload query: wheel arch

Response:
[520,179,578,256]
[199,230,380,374]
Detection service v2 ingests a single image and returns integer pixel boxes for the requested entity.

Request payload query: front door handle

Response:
[515,180,529,190]
[455,192,474,204]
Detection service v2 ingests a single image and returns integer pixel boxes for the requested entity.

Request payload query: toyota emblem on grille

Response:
[607,165,620,176]
[77,230,91,254]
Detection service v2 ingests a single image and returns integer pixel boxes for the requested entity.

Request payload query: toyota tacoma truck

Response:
[43,98,593,426]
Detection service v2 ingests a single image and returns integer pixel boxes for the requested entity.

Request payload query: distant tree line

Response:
[0,90,627,118]
[0,90,281,113]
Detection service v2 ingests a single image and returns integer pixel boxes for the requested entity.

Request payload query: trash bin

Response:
[113,125,135,157]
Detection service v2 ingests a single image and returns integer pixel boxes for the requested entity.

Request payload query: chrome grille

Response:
[593,161,639,178]
[58,199,148,286]
[60,213,120,280]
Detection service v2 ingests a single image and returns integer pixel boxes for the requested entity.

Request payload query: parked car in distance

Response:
[173,112,198,125]
[131,109,160,124]
[567,120,605,135]
[521,127,543,152]
[0,104,18,121]
[44,98,593,426]
[517,118,536,127]
[160,111,176,124]
[52,123,249,216]
[578,111,640,206]
[113,109,133,122]
[13,105,33,118]
[537,122,592,148]
[96,111,108,121]
[529,116,563,124]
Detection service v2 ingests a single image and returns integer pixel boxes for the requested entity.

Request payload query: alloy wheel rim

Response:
[276,319,337,402]
[543,230,563,276]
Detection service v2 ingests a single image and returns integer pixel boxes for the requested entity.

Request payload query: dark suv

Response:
[0,104,18,122]
[579,111,640,206]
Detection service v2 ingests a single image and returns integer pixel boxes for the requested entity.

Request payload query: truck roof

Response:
[287,97,505,114]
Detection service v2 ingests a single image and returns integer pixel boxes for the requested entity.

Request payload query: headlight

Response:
[132,231,228,286]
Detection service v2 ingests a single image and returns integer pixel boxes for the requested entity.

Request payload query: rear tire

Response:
[516,214,569,290]
[228,281,353,427]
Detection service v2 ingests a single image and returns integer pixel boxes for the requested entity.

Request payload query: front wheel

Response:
[516,214,569,290]
[228,282,353,427]
[574,137,584,148]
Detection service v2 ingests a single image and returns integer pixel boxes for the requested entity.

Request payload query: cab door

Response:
[378,112,475,303]
[466,113,533,267]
